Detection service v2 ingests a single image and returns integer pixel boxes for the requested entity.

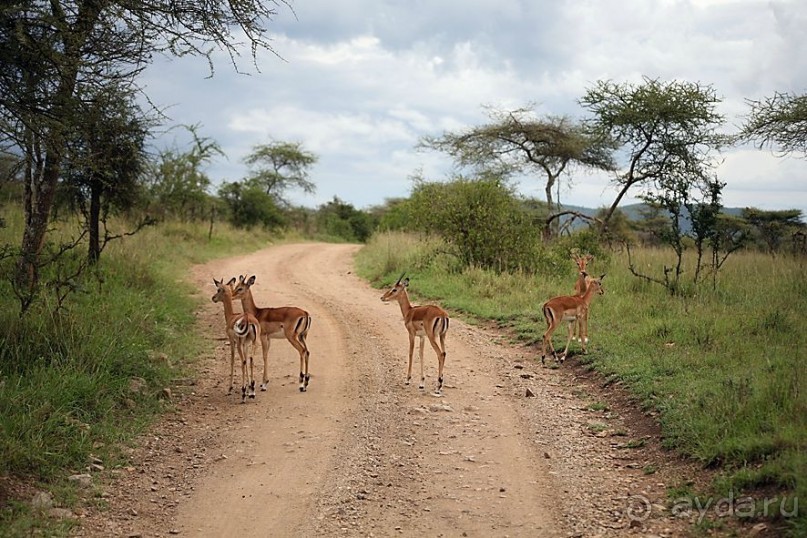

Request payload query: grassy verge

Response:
[0,215,275,536]
[355,231,806,536]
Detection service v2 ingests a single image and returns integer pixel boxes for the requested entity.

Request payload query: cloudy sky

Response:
[141,0,807,214]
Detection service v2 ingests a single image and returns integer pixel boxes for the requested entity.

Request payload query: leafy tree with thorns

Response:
[742,91,807,158]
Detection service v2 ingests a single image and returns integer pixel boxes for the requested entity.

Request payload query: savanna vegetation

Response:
[356,231,806,536]
[1,1,806,535]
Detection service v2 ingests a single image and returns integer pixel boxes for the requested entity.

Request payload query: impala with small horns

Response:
[380,273,449,394]
[212,277,261,402]
[232,275,312,392]
[541,272,606,365]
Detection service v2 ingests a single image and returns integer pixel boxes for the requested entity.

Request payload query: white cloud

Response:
[140,0,807,214]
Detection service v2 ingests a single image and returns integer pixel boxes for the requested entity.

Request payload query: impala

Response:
[231,275,312,392]
[541,272,606,365]
[212,277,261,402]
[572,253,594,295]
[380,274,449,394]
[571,252,595,343]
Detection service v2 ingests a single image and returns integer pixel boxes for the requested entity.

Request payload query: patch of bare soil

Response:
[67,242,736,537]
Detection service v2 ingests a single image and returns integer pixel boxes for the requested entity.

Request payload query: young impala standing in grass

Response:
[232,275,312,392]
[541,272,606,365]
[381,274,449,394]
[571,252,595,343]
[212,277,261,402]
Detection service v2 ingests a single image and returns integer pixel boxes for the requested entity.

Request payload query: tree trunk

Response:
[598,179,636,234]
[88,177,102,265]
[16,148,61,299]
[14,7,98,306]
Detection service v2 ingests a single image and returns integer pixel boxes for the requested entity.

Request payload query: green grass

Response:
[356,231,807,536]
[0,211,276,536]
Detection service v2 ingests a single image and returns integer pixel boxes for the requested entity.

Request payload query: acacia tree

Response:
[742,91,807,157]
[631,167,726,294]
[0,0,291,307]
[148,125,222,221]
[61,81,153,264]
[742,208,805,256]
[243,140,317,205]
[580,77,727,232]
[419,107,616,237]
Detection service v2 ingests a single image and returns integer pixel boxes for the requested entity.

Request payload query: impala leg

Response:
[300,348,311,392]
[541,306,559,365]
[287,329,309,392]
[248,343,256,399]
[560,320,576,362]
[406,332,415,385]
[418,335,426,389]
[543,329,558,365]
[583,315,589,344]
[581,312,589,354]
[300,331,311,391]
[300,317,311,392]
[259,334,270,391]
[300,333,311,392]
[428,332,446,393]
[238,344,248,403]
[542,323,559,365]
[228,339,236,394]
[439,331,447,391]
[294,341,308,393]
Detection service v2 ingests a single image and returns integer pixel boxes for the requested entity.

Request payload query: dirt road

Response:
[75,242,697,537]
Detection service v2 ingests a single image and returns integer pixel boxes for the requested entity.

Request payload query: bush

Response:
[315,197,376,242]
[408,175,542,272]
[218,180,285,230]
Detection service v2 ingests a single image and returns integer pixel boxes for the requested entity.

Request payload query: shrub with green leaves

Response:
[408,175,542,272]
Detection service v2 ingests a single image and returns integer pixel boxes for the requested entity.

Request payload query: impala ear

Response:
[600,273,606,280]
[402,277,410,287]
[247,275,256,286]
[226,276,236,286]
[213,278,220,286]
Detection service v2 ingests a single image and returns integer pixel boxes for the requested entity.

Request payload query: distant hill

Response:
[554,202,748,234]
